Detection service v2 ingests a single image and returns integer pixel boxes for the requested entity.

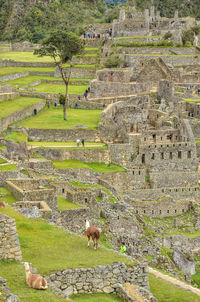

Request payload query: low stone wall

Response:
[0,84,13,93]
[48,262,149,296]
[72,56,99,65]
[0,100,45,133]
[54,67,97,79]
[0,71,29,82]
[36,148,110,162]
[26,128,99,142]
[90,80,152,97]
[124,54,200,67]
[97,69,131,83]
[117,47,197,55]
[55,169,97,183]
[117,284,157,302]
[11,42,40,52]
[0,213,22,261]
[0,92,19,102]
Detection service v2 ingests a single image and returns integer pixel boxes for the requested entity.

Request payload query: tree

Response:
[34,30,84,120]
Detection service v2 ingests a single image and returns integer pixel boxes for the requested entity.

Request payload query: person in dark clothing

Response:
[81,139,85,147]
[84,90,88,100]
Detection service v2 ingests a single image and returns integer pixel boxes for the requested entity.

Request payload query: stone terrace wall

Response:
[0,213,22,261]
[36,148,110,163]
[26,128,99,142]
[0,171,27,186]
[55,169,97,183]
[48,262,149,296]
[90,80,152,97]
[54,67,97,79]
[117,47,197,55]
[0,71,29,82]
[56,208,90,233]
[0,101,45,133]
[0,84,13,93]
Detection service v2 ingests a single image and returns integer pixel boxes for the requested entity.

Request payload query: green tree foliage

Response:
[34,31,84,120]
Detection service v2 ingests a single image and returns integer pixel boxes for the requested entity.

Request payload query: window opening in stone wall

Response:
[161,152,164,160]
[142,154,145,164]
[178,151,182,159]
[151,153,155,160]
[167,210,169,213]
[161,136,162,141]
[152,210,154,214]
[85,198,88,203]
[144,210,146,214]
[62,188,65,193]
[169,152,173,159]
[160,210,162,214]
[133,171,134,175]
[138,170,141,175]
[175,209,177,213]
[182,209,184,213]
[187,151,191,158]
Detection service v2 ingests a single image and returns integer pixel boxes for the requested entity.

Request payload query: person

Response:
[77,139,80,147]
[81,138,85,147]
[47,101,50,109]
[75,103,78,109]
[78,95,81,101]
[84,90,88,101]
[120,242,126,254]
[54,101,57,108]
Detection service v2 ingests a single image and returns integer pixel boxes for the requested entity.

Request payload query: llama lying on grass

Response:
[85,219,101,250]
[0,200,5,208]
[24,262,48,290]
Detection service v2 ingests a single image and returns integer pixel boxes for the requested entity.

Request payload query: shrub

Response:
[182,29,194,46]
[163,31,173,40]
[104,54,122,68]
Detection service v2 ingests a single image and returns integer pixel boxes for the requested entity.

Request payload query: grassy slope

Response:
[18,107,101,130]
[28,141,104,146]
[33,82,89,94]
[149,273,200,302]
[57,196,82,210]
[5,131,27,143]
[0,51,54,62]
[53,160,126,173]
[0,67,55,76]
[0,97,44,119]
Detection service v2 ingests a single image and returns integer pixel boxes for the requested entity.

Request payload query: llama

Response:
[85,219,100,250]
[0,200,5,208]
[24,262,48,290]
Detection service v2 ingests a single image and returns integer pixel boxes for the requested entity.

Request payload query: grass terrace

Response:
[0,51,55,63]
[0,67,55,76]
[0,157,7,164]
[0,97,44,119]
[72,293,121,302]
[57,196,83,211]
[149,273,200,302]
[28,141,106,149]
[183,98,200,103]
[5,131,27,143]
[0,164,17,171]
[53,160,126,173]
[0,187,18,205]
[33,82,89,94]
[18,107,101,130]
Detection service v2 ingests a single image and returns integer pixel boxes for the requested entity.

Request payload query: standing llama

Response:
[85,219,100,250]
[24,262,48,290]
[0,200,5,208]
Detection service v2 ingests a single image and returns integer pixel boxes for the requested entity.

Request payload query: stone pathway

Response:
[149,267,200,297]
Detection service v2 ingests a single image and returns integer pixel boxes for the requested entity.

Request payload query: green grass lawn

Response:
[3,75,89,88]
[0,187,18,205]
[0,164,17,171]
[0,51,54,63]
[29,141,107,150]
[5,131,27,143]
[184,98,200,103]
[34,82,89,94]
[0,145,6,150]
[0,97,44,119]
[57,196,83,211]
[0,67,55,76]
[53,160,126,173]
[0,157,7,164]
[149,273,200,302]
[70,181,118,204]
[0,206,133,274]
[72,293,121,302]
[18,107,101,130]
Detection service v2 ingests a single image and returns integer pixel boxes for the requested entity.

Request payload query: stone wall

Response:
[26,128,99,142]
[117,47,197,55]
[97,69,131,83]
[0,71,29,82]
[72,56,99,65]
[0,101,46,133]
[0,84,13,93]
[116,284,157,302]
[0,213,22,261]
[56,207,90,233]
[55,169,97,183]
[54,67,97,79]
[36,148,110,163]
[0,60,55,68]
[0,171,26,186]
[48,262,149,297]
[11,42,40,52]
[90,80,152,97]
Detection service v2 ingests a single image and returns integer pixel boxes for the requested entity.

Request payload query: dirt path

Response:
[149,267,200,297]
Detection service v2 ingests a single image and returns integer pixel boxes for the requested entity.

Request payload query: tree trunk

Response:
[63,62,72,120]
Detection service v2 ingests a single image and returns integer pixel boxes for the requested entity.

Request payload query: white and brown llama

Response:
[24,262,48,290]
[0,200,5,208]
[85,219,100,250]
